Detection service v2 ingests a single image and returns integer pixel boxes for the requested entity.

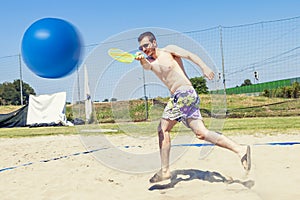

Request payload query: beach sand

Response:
[0,133,299,200]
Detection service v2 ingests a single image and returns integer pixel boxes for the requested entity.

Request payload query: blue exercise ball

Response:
[21,18,82,78]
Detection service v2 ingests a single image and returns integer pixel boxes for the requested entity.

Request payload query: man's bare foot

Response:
[149,170,171,183]
[240,145,251,172]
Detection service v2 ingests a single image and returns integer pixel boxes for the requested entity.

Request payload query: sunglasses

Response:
[138,43,151,51]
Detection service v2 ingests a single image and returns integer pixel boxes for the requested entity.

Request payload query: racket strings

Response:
[108,48,135,63]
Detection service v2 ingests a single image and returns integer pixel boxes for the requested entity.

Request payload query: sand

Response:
[0,133,299,200]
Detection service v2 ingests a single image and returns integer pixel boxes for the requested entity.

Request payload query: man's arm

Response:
[164,45,215,80]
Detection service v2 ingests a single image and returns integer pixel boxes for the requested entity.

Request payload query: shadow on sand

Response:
[148,169,254,191]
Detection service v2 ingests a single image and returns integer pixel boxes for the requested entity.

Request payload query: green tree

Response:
[0,79,35,105]
[241,79,252,86]
[0,82,18,105]
[13,79,36,104]
[190,76,208,94]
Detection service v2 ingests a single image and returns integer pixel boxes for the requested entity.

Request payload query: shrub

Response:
[262,82,299,98]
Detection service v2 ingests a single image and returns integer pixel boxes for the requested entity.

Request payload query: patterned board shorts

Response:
[162,86,202,126]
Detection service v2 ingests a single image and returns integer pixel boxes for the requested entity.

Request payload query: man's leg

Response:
[149,118,177,183]
[187,119,251,171]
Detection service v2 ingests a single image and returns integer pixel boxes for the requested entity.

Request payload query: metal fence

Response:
[0,16,299,105]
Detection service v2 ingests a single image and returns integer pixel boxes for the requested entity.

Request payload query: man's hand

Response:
[202,67,215,80]
[135,52,145,60]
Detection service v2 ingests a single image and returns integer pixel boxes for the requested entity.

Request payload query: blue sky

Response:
[0,0,300,57]
[0,0,299,103]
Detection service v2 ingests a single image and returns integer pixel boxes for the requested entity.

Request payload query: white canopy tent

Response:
[26,92,72,126]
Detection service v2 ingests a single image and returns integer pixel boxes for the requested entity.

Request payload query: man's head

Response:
[138,31,156,43]
[138,31,157,57]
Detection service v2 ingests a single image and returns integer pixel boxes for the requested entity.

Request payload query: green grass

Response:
[221,116,300,135]
[0,116,299,138]
[2,95,300,119]
[0,95,299,138]
[0,126,77,138]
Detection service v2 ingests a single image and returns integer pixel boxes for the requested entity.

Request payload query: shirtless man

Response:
[135,31,251,183]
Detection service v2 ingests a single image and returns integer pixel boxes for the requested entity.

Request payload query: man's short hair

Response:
[138,31,156,42]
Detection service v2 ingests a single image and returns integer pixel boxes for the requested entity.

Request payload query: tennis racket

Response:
[108,48,137,63]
